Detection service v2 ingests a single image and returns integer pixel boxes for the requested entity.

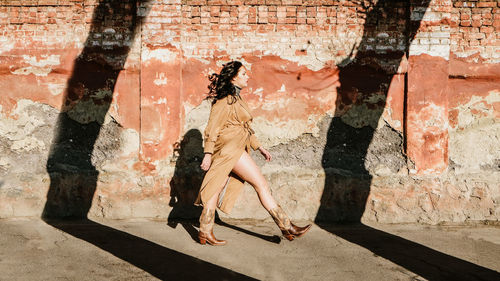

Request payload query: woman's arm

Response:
[203,100,231,152]
[249,133,261,151]
[248,126,272,162]
[201,100,230,171]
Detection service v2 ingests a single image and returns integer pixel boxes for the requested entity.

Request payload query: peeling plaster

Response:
[0,157,10,169]
[383,107,402,130]
[419,103,449,130]
[252,116,321,147]
[277,84,286,93]
[181,28,364,72]
[142,48,177,64]
[449,91,500,173]
[409,43,450,60]
[0,39,15,55]
[449,122,500,173]
[153,98,167,105]
[47,83,65,96]
[0,100,49,142]
[485,90,500,104]
[183,99,211,135]
[153,72,168,85]
[407,102,449,173]
[11,137,46,152]
[452,51,500,65]
[10,55,61,77]
[452,91,499,130]
[250,87,263,101]
[120,128,140,156]
[260,96,290,111]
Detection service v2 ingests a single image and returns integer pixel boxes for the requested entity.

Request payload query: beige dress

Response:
[194,90,261,214]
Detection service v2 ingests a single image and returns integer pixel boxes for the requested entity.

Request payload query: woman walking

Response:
[195,61,311,245]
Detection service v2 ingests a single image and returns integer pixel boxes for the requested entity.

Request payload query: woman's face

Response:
[232,66,249,88]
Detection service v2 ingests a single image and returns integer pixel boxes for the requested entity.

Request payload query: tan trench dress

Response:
[194,90,261,214]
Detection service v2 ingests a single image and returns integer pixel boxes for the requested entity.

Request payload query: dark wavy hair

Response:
[207,61,243,104]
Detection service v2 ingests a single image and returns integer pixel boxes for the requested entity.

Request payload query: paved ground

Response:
[0,218,499,281]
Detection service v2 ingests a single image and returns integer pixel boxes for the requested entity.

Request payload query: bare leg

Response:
[232,151,278,211]
[232,151,311,240]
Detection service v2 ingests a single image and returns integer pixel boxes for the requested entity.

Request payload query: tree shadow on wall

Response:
[41,1,256,279]
[316,0,500,280]
[168,129,280,244]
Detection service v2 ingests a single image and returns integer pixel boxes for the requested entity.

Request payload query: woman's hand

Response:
[200,153,212,171]
[258,147,272,162]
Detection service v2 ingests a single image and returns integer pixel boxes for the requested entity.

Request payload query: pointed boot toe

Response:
[289,223,311,238]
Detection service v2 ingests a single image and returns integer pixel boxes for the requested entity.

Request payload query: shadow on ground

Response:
[45,219,257,280]
[321,223,500,280]
[317,1,500,280]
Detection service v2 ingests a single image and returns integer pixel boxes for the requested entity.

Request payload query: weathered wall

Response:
[0,0,498,224]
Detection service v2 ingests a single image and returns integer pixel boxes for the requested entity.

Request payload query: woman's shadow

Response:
[168,129,205,241]
[169,129,280,244]
[316,1,500,280]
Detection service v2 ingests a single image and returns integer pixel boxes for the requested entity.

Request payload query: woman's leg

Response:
[231,151,278,211]
[198,177,229,245]
[232,151,311,240]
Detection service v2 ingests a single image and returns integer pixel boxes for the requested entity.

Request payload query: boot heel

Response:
[282,230,294,241]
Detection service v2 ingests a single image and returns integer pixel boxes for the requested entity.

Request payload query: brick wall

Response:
[0,0,499,223]
[450,0,499,62]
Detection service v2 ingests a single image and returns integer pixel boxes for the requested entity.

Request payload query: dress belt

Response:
[224,122,255,135]
[242,122,255,135]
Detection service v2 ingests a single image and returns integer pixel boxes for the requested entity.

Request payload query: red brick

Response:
[482,12,492,19]
[276,24,296,31]
[306,7,316,17]
[306,18,316,24]
[469,39,480,46]
[460,13,470,20]
[478,2,497,8]
[296,17,306,24]
[471,13,482,20]
[282,0,302,5]
[482,19,493,25]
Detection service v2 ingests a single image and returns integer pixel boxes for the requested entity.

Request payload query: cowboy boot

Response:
[198,208,226,246]
[268,205,311,241]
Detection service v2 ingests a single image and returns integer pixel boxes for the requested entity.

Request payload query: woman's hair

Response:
[207,61,243,104]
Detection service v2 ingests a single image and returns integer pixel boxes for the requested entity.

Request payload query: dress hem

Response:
[194,147,246,214]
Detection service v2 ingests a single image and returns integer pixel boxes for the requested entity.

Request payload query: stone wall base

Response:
[2,168,498,225]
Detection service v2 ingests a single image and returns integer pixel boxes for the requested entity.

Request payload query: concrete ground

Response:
[0,218,499,281]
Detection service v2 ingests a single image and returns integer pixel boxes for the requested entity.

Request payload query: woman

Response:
[194,61,311,246]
